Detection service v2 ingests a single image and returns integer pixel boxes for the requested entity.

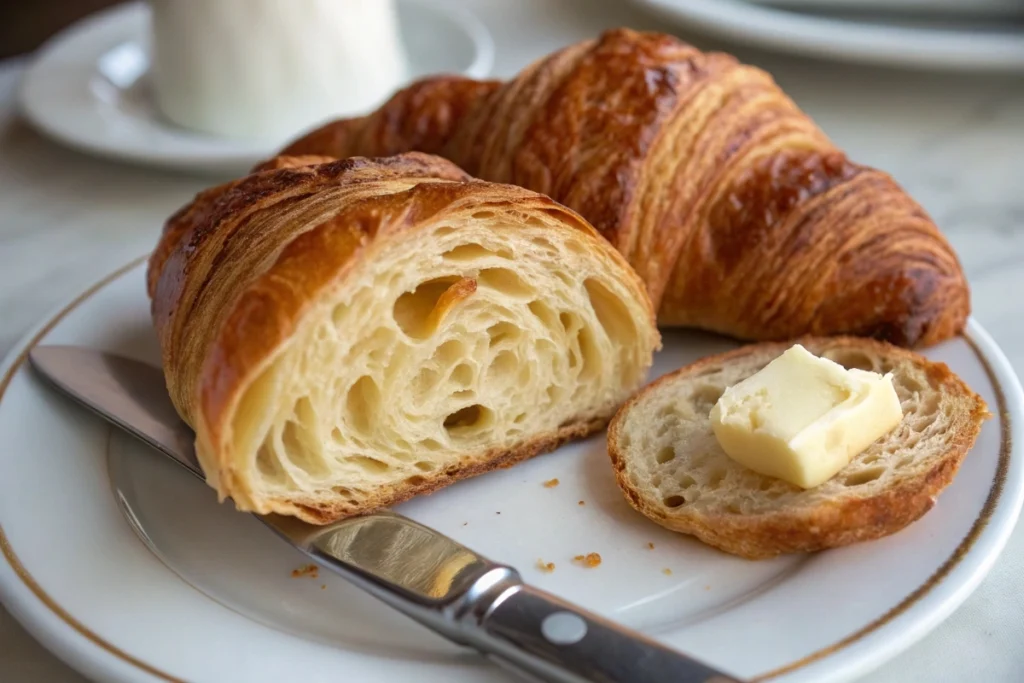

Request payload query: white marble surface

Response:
[0,0,1022,680]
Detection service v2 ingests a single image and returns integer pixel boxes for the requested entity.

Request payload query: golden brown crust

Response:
[282,29,970,348]
[281,76,502,161]
[607,337,990,559]
[251,154,338,172]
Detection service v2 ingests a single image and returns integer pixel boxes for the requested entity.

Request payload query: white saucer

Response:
[18,1,494,176]
[0,259,1022,683]
[632,0,1024,72]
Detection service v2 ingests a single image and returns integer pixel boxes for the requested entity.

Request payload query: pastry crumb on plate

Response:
[573,552,602,568]
[291,564,319,579]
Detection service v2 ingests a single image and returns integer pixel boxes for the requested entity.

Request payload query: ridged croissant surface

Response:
[148,153,659,522]
[284,29,969,348]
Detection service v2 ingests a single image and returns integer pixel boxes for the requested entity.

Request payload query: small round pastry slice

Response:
[607,337,989,559]
[148,152,660,523]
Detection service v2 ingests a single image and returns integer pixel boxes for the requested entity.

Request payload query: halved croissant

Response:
[148,153,659,522]
[283,29,970,348]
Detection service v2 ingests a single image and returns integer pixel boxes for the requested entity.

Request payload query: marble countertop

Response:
[0,0,1022,680]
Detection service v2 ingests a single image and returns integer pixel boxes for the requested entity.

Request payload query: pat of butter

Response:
[709,345,903,489]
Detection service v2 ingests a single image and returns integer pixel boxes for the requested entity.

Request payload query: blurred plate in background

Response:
[744,0,1023,15]
[17,0,493,177]
[632,0,1024,71]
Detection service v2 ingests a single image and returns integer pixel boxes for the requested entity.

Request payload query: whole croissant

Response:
[284,29,969,347]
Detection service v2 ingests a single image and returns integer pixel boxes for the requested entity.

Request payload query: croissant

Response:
[284,29,969,348]
[147,153,659,521]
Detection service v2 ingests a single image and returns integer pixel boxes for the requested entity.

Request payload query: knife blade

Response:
[29,345,742,683]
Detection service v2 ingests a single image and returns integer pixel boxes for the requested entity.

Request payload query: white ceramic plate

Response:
[743,0,1022,14]
[17,1,493,177]
[0,260,1021,683]
[631,0,1024,72]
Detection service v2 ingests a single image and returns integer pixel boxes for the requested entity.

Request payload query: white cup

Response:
[147,0,408,140]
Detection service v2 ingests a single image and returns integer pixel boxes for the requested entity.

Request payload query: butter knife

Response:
[29,345,741,683]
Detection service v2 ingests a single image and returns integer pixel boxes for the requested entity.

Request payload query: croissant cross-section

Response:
[148,153,659,522]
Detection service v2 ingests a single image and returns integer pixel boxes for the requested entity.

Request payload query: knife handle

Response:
[475,583,742,683]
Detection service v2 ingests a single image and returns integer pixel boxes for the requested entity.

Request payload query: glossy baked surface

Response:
[285,29,970,347]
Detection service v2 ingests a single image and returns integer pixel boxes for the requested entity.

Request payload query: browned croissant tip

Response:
[280,75,503,161]
[251,154,338,172]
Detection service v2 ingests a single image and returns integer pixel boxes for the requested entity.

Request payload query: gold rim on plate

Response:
[0,257,1012,683]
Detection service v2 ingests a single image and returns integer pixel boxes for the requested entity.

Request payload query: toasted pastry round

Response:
[608,337,989,559]
[148,152,659,522]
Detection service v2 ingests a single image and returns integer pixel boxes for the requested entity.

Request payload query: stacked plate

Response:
[18,0,494,176]
[631,0,1024,71]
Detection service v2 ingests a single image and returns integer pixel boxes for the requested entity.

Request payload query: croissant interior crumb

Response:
[225,220,653,514]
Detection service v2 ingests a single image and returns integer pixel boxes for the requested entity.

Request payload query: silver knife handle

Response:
[472,582,742,683]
